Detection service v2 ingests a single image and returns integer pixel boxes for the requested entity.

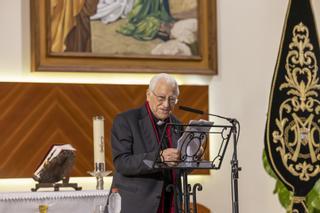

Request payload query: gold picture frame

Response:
[31,0,217,74]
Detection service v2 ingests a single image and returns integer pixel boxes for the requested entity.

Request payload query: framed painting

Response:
[30,0,217,74]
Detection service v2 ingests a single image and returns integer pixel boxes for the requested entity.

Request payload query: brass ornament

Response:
[39,205,48,213]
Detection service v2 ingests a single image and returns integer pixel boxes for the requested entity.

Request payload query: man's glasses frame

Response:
[152,91,178,105]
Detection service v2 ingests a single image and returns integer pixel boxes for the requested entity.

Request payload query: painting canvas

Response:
[31,0,217,74]
[51,0,199,56]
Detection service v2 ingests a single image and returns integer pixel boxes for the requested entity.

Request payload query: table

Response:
[0,190,109,213]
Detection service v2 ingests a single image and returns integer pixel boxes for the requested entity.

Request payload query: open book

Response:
[144,119,214,169]
[177,119,213,166]
[33,144,76,183]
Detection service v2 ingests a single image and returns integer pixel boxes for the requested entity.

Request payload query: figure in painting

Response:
[50,0,98,52]
[117,0,174,41]
[90,0,198,55]
[90,0,136,24]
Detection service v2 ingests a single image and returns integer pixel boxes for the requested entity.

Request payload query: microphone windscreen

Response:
[179,106,204,114]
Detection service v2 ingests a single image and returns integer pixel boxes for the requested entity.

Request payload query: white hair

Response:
[148,73,179,96]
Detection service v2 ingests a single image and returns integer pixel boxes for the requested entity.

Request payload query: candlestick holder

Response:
[88,162,112,190]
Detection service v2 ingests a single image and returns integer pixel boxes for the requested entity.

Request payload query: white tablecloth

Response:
[0,190,109,213]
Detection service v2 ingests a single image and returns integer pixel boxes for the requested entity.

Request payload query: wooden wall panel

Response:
[0,83,208,178]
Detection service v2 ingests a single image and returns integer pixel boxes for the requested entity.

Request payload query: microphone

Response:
[179,106,204,115]
[179,105,235,123]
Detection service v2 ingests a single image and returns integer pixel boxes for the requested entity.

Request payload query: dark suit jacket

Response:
[110,104,181,213]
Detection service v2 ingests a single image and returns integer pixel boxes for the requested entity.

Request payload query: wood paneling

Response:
[0,83,208,178]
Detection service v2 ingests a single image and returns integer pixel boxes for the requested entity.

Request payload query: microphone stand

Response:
[229,119,240,213]
[209,115,240,213]
[179,106,241,213]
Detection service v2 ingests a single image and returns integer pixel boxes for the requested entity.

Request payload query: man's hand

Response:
[161,148,180,166]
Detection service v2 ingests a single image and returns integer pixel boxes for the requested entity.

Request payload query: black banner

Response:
[265,0,320,212]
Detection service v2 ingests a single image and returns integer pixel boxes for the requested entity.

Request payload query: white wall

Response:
[2,0,320,212]
[209,0,286,212]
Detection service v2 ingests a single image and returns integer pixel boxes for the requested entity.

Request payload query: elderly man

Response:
[109,73,181,213]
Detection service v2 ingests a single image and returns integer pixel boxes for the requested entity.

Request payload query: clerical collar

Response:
[156,120,165,126]
[152,113,169,126]
[149,108,169,126]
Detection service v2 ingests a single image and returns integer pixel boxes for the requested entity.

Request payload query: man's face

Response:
[146,80,178,120]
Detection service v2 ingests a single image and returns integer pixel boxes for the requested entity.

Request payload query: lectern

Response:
[153,120,240,213]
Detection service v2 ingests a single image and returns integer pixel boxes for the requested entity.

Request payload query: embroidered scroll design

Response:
[272,22,320,181]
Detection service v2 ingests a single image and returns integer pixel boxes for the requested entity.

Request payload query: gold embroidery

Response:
[291,196,309,213]
[272,22,320,181]
[39,205,48,213]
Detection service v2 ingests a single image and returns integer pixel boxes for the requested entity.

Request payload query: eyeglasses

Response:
[152,91,178,105]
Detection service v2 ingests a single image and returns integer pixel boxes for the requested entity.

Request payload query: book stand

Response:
[31,177,82,191]
[153,122,239,213]
[31,148,81,191]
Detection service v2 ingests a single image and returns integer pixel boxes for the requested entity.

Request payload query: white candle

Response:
[93,116,105,165]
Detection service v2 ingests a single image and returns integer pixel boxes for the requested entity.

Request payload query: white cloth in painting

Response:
[151,40,192,56]
[91,0,135,24]
[151,19,198,56]
[171,18,198,44]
